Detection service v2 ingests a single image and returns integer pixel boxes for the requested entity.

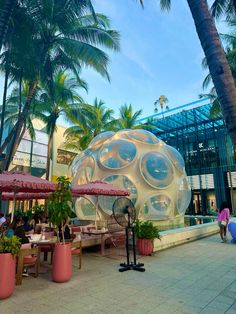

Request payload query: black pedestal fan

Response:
[112,197,145,272]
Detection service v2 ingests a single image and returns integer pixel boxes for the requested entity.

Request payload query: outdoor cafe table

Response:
[82,229,109,256]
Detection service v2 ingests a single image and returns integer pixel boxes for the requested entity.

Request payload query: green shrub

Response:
[0,236,21,255]
[134,220,161,240]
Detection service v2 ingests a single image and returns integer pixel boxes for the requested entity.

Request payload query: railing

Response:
[184,215,218,226]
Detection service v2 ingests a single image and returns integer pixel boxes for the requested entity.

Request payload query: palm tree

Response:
[34,71,86,180]
[0,1,120,166]
[117,103,154,130]
[201,20,236,118]
[117,104,143,129]
[154,95,169,117]
[139,0,236,147]
[211,0,236,20]
[64,98,115,151]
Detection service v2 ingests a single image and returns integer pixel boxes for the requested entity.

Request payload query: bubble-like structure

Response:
[71,129,191,223]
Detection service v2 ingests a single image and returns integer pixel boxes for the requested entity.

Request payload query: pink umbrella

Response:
[0,171,55,193]
[0,192,50,201]
[72,181,130,226]
[0,171,56,220]
[72,181,130,197]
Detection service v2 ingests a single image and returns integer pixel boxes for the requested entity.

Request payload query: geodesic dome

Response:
[71,129,191,222]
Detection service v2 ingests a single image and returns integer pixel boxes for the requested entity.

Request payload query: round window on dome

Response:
[165,145,185,173]
[73,156,95,185]
[89,131,115,148]
[140,152,174,188]
[142,194,172,219]
[98,175,137,214]
[75,197,96,220]
[99,140,137,169]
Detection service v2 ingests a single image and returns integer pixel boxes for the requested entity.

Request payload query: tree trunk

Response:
[0,63,9,146]
[4,123,26,171]
[0,0,16,52]
[4,72,23,170]
[0,80,38,160]
[187,0,236,147]
[46,131,53,180]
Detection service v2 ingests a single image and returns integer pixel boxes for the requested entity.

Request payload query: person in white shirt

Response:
[0,212,6,226]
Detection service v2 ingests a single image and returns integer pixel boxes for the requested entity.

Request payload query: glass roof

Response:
[142,102,224,137]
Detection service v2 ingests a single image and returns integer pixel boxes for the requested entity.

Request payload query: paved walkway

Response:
[2,235,236,314]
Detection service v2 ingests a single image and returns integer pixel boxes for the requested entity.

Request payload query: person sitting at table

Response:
[0,212,6,227]
[13,216,30,244]
[59,219,74,241]
[22,215,33,232]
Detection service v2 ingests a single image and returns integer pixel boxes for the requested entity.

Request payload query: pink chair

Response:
[71,226,81,235]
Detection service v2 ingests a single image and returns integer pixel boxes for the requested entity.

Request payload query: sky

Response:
[76,0,228,120]
[0,0,229,124]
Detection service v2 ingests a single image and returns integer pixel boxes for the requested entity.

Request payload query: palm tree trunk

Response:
[0,62,9,146]
[4,71,24,170]
[0,0,16,52]
[46,131,54,180]
[0,80,38,160]
[187,0,236,147]
[4,122,26,171]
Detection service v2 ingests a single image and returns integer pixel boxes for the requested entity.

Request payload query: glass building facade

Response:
[140,99,236,215]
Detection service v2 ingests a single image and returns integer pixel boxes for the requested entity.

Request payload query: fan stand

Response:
[119,213,145,273]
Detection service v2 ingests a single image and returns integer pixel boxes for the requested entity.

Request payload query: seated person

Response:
[0,212,6,226]
[22,215,33,232]
[59,219,73,241]
[13,216,29,244]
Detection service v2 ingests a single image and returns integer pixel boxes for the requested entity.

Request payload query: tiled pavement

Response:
[1,235,236,314]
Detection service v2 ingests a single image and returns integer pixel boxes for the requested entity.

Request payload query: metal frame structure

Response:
[140,99,236,215]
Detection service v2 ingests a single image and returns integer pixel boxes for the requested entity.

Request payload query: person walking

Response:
[218,201,230,243]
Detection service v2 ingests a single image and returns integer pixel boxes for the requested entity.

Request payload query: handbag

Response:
[221,220,227,226]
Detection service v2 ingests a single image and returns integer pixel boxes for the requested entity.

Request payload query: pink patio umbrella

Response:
[0,171,56,220]
[0,192,50,201]
[72,180,130,227]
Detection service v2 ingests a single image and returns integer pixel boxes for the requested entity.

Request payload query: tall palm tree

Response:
[64,98,115,151]
[201,20,236,118]
[34,71,86,180]
[0,2,120,166]
[139,0,236,147]
[154,95,169,117]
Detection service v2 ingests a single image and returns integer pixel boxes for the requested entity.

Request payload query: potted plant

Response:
[0,235,21,299]
[134,220,161,256]
[47,176,73,283]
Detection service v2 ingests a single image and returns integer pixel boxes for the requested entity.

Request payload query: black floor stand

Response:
[119,226,145,272]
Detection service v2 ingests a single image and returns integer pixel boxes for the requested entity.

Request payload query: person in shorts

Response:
[217,201,230,243]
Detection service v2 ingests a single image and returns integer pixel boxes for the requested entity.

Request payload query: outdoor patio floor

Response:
[2,234,236,314]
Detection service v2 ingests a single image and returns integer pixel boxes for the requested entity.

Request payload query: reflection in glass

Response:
[75,197,96,220]
[141,152,174,188]
[177,178,191,214]
[127,129,159,144]
[99,140,136,169]
[143,194,171,218]
[165,145,185,173]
